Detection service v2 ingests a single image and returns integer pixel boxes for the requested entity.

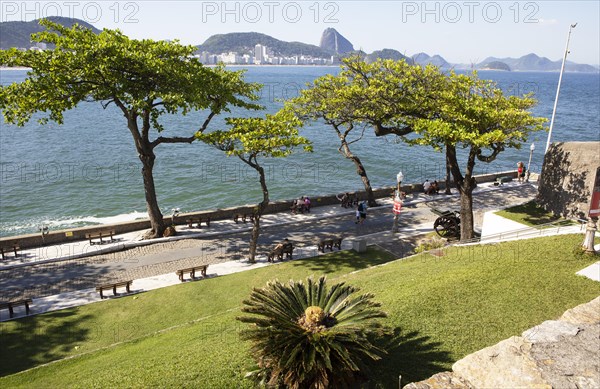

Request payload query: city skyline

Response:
[1,1,599,65]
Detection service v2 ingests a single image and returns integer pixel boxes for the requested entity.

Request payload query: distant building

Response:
[254,44,267,64]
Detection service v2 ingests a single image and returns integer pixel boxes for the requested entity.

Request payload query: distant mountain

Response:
[366,49,413,64]
[319,28,354,55]
[481,61,511,71]
[412,52,451,68]
[0,17,101,49]
[196,32,332,58]
[477,53,598,73]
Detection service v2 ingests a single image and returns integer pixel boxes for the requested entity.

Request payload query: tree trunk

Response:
[339,141,377,207]
[247,162,269,263]
[445,144,476,241]
[139,152,166,239]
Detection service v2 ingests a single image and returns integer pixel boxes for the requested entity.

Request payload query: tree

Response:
[237,276,388,388]
[289,56,444,207]
[197,109,311,262]
[408,72,547,240]
[0,20,260,238]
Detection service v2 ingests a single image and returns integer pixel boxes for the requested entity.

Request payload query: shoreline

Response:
[0,170,518,247]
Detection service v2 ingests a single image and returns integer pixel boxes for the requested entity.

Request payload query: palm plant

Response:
[237,276,388,388]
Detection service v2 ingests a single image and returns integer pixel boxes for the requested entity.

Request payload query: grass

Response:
[1,235,599,388]
[495,200,577,227]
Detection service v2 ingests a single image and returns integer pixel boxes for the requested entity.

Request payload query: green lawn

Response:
[495,200,576,227]
[1,235,598,388]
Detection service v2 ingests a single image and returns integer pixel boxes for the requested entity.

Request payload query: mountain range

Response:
[1,18,597,73]
[0,17,101,49]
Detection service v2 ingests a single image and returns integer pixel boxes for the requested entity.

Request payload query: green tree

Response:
[0,20,260,238]
[237,276,388,388]
[197,109,311,262]
[408,72,547,240]
[289,56,444,207]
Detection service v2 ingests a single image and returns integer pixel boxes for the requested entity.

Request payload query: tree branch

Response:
[151,135,196,148]
[476,143,505,163]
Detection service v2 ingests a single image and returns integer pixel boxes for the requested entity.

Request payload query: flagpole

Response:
[545,23,577,154]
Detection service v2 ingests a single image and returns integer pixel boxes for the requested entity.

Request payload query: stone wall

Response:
[0,170,515,250]
[403,296,600,389]
[537,142,600,219]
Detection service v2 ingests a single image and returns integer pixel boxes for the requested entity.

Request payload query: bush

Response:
[237,276,388,388]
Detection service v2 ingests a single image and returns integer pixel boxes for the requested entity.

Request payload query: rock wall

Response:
[537,142,600,219]
[403,296,600,389]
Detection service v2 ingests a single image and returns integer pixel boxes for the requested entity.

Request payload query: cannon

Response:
[430,207,461,239]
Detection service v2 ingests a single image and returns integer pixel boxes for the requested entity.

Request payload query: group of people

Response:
[422,179,440,195]
[291,196,311,214]
[337,192,359,208]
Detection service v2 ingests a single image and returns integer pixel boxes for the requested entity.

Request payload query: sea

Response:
[1,66,599,237]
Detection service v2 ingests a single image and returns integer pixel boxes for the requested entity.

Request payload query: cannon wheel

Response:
[434,216,460,238]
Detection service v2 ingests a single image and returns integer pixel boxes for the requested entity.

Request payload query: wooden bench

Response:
[85,230,116,245]
[95,280,133,299]
[268,242,294,262]
[186,216,211,228]
[0,242,20,260]
[317,236,343,253]
[0,298,32,318]
[233,213,254,224]
[176,265,209,282]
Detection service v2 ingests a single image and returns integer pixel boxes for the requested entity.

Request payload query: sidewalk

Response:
[4,180,591,322]
[0,180,535,270]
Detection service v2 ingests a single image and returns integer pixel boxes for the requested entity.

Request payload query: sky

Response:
[1,0,599,65]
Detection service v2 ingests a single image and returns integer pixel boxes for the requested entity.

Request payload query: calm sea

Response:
[1,67,599,237]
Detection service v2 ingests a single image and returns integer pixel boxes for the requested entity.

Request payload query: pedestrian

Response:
[423,179,431,194]
[517,161,525,183]
[304,196,311,212]
[355,201,367,224]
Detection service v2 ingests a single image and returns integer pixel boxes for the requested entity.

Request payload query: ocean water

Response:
[1,67,599,237]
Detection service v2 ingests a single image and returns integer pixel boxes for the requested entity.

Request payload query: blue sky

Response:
[2,1,599,65]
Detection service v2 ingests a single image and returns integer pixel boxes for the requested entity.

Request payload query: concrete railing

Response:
[0,170,518,250]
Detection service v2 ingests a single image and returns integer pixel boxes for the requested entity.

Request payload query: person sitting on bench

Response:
[274,238,290,251]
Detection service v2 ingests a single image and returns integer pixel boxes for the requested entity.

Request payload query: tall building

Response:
[254,44,267,64]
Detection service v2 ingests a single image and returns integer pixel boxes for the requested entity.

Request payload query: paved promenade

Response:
[0,181,595,321]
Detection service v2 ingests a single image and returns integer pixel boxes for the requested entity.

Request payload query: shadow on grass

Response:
[497,200,579,227]
[288,247,396,274]
[0,310,97,377]
[367,328,453,388]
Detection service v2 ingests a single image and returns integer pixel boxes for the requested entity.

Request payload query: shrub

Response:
[237,276,388,388]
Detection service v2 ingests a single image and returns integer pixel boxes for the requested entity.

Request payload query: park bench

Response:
[85,229,116,245]
[233,213,254,224]
[0,298,32,318]
[317,236,343,253]
[95,280,133,299]
[268,242,294,262]
[0,242,20,260]
[176,264,209,282]
[186,216,211,228]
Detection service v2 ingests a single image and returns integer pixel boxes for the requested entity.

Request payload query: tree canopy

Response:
[0,20,262,237]
[198,109,311,261]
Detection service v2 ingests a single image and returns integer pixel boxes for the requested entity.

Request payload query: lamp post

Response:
[545,23,577,154]
[526,143,535,182]
[392,171,404,233]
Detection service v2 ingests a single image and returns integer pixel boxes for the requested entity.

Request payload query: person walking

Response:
[355,201,367,224]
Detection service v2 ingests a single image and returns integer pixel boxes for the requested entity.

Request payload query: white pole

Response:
[545,23,577,154]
